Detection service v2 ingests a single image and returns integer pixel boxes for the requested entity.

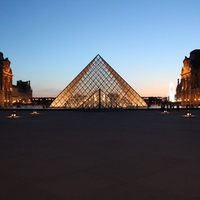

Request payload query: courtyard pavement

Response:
[1,109,200,199]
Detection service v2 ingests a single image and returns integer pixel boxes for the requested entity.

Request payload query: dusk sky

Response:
[1,0,200,97]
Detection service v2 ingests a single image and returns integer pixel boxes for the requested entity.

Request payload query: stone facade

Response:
[0,52,13,107]
[176,49,200,106]
[12,80,32,106]
[0,52,32,107]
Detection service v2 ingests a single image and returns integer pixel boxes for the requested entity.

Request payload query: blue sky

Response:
[1,0,200,97]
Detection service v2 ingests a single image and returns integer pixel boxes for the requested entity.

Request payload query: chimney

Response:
[0,52,4,61]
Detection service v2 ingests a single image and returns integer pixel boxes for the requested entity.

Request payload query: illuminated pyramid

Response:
[50,55,147,109]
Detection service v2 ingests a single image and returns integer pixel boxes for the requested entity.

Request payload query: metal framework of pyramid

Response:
[50,55,147,109]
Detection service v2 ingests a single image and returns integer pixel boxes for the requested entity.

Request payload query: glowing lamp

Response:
[32,110,38,114]
[11,111,17,118]
[186,110,192,117]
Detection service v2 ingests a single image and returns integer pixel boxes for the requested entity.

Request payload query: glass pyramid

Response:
[50,55,147,109]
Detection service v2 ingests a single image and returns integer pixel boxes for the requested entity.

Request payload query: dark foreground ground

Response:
[1,109,200,200]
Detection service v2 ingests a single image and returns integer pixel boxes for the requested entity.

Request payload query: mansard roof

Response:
[184,49,200,70]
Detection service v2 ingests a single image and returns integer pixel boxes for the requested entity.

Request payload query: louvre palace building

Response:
[176,49,200,106]
[0,52,32,107]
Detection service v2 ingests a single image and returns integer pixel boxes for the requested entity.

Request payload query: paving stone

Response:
[1,109,200,199]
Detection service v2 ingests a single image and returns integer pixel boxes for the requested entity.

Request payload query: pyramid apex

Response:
[94,54,103,60]
[92,54,102,60]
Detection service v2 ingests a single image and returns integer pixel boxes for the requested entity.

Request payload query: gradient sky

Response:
[1,0,200,97]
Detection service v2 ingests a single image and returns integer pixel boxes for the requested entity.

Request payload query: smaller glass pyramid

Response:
[50,55,147,109]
